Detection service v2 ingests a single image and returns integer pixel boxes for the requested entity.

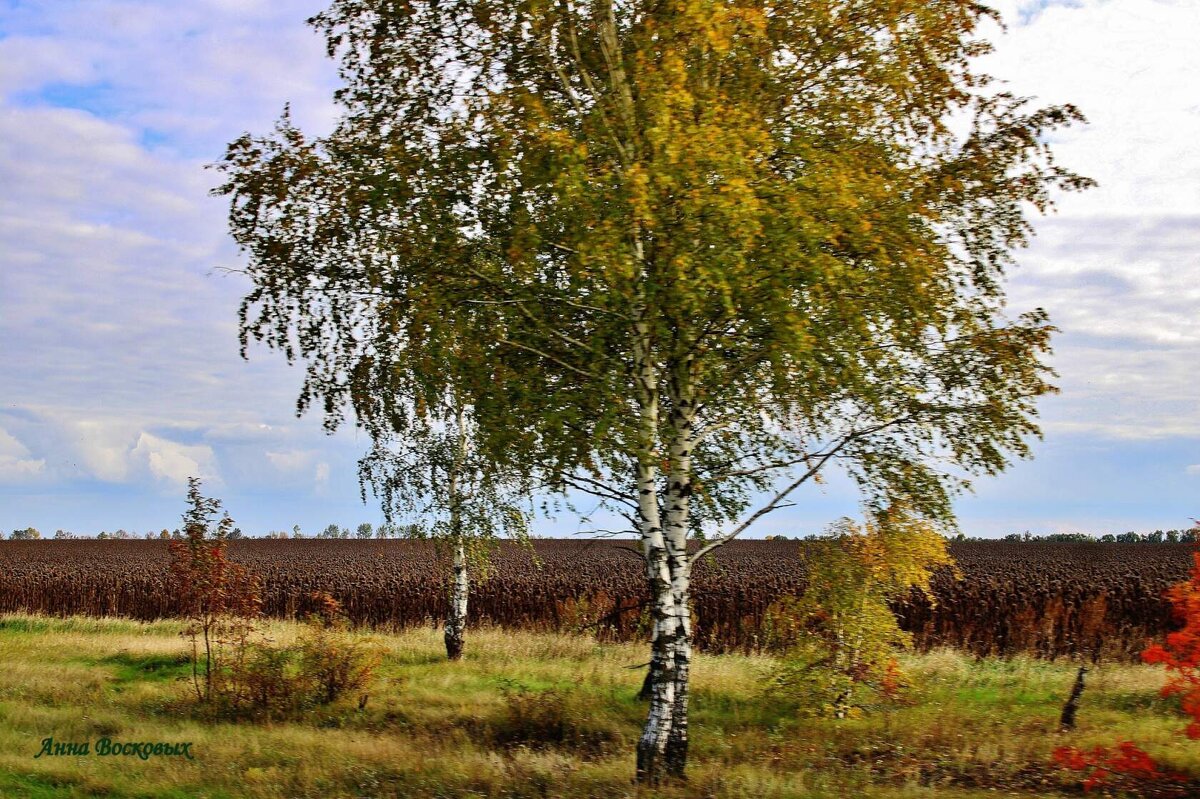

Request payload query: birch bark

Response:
[444,405,469,661]
[663,362,696,777]
[445,536,468,660]
[631,295,680,784]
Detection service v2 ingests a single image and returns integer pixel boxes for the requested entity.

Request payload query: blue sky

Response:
[1,0,1197,538]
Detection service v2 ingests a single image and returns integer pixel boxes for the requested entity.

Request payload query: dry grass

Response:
[0,613,1195,798]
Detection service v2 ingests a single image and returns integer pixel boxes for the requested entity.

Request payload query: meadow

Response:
[1,614,1198,799]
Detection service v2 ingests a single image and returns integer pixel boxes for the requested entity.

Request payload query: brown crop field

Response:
[0,539,1190,660]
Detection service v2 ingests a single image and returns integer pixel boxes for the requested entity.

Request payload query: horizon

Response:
[6,521,1197,542]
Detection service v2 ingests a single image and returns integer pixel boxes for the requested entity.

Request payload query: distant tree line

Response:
[13,527,1197,543]
[992,529,1199,544]
[6,522,417,541]
[765,529,1200,544]
[264,522,421,540]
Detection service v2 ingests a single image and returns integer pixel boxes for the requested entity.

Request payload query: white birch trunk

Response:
[631,295,679,785]
[637,465,677,784]
[444,403,469,661]
[445,536,468,660]
[663,366,695,777]
[666,587,691,775]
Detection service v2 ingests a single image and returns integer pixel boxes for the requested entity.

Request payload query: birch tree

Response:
[359,395,531,660]
[215,97,530,661]
[216,0,1091,783]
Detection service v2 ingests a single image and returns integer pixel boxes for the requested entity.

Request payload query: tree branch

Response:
[495,338,596,378]
[693,415,912,559]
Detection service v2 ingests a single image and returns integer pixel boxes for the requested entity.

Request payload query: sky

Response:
[0,0,1197,539]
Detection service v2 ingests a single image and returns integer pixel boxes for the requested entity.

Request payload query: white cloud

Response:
[40,418,218,486]
[0,1,339,148]
[1187,465,1200,476]
[266,449,316,473]
[131,432,217,486]
[0,427,46,480]
[981,0,1200,217]
[0,2,352,499]
[961,1,1200,439]
[1002,215,1200,439]
[0,404,364,508]
[69,419,139,482]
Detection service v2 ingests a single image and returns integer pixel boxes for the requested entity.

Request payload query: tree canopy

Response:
[216,0,1092,782]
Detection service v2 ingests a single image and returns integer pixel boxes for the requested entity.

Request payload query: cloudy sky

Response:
[0,0,1196,538]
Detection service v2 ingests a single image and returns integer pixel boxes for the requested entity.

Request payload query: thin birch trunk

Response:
[445,537,468,660]
[190,631,202,703]
[835,590,871,718]
[444,403,469,661]
[203,617,213,703]
[599,4,680,765]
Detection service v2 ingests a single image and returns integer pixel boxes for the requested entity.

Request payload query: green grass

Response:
[0,613,1195,798]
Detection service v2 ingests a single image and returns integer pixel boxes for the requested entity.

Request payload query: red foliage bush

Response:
[1142,541,1200,738]
[1052,742,1184,792]
[1053,522,1200,794]
[1051,739,1180,791]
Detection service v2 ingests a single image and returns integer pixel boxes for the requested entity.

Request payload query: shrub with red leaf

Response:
[1052,742,1185,793]
[1142,523,1200,738]
[1052,521,1200,795]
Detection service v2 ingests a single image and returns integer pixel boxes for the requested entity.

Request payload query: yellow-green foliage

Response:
[774,508,956,716]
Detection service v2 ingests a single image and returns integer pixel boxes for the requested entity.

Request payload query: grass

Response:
[0,613,1196,798]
